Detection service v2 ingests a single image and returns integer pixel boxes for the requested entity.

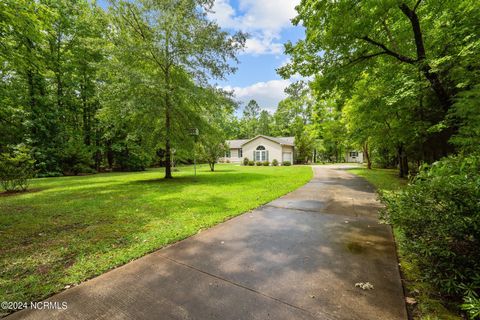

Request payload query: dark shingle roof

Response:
[226,135,295,148]
[225,139,249,148]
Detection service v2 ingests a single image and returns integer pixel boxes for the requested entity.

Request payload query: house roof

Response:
[226,135,295,148]
[226,139,249,148]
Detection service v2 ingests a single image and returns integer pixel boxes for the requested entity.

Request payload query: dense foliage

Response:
[279,0,480,176]
[0,145,35,192]
[0,0,244,182]
[381,154,480,317]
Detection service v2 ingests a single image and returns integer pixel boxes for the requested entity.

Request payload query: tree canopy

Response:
[0,0,244,178]
[277,0,480,175]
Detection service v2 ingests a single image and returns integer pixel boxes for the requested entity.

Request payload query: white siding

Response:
[242,137,283,163]
[282,145,294,163]
[346,151,364,163]
[220,148,242,163]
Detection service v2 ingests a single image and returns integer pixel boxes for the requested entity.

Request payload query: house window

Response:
[225,150,231,158]
[349,151,358,158]
[238,148,242,158]
[255,145,268,161]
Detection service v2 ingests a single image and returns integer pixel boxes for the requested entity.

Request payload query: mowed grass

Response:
[0,164,312,309]
[348,167,461,320]
[348,167,407,191]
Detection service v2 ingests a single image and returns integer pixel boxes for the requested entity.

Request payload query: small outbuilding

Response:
[345,150,364,163]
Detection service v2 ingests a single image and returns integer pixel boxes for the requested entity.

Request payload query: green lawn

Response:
[348,167,407,191]
[0,164,312,311]
[349,167,461,320]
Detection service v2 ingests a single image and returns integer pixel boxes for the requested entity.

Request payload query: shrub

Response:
[248,160,255,166]
[226,159,230,163]
[243,157,249,166]
[60,139,94,175]
[282,161,291,166]
[462,291,480,319]
[36,171,63,178]
[255,161,262,166]
[262,161,269,166]
[112,144,150,171]
[0,144,36,192]
[381,154,480,303]
[272,159,279,166]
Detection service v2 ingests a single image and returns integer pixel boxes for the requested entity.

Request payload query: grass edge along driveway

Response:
[348,167,461,320]
[0,164,312,314]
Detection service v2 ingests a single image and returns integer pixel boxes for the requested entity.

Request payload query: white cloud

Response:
[223,79,291,112]
[209,0,300,55]
[243,37,283,55]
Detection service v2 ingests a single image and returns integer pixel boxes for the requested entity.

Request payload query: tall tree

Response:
[109,0,244,178]
[279,0,480,170]
[257,110,272,136]
[272,81,312,137]
[239,99,260,138]
[243,99,261,120]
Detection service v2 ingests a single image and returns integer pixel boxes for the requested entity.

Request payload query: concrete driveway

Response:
[8,165,407,320]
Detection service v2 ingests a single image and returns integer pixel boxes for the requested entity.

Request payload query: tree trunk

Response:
[164,104,172,178]
[399,3,451,110]
[209,161,215,171]
[27,69,37,111]
[397,144,409,178]
[81,65,92,146]
[106,140,113,169]
[95,127,101,171]
[363,141,372,169]
[335,143,339,163]
[403,154,409,177]
[164,83,173,179]
[54,32,63,112]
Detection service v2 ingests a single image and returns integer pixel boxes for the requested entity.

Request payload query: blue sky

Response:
[208,0,304,113]
[98,0,304,113]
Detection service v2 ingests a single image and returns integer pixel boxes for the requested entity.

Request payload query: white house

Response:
[345,150,364,163]
[221,135,295,164]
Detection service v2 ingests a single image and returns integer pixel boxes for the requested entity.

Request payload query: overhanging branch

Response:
[345,51,388,66]
[413,0,422,12]
[360,36,417,64]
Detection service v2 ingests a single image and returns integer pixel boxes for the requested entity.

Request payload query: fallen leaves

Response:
[355,282,374,290]
[405,297,417,305]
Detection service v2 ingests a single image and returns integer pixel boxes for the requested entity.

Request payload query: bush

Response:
[462,291,480,319]
[381,154,480,303]
[262,161,269,166]
[248,160,255,166]
[112,144,150,171]
[0,144,36,192]
[36,171,63,178]
[255,161,262,166]
[243,157,249,166]
[272,159,278,166]
[60,138,94,175]
[226,159,230,163]
[282,161,291,166]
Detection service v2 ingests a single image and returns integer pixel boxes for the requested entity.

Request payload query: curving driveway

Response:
[8,165,407,320]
